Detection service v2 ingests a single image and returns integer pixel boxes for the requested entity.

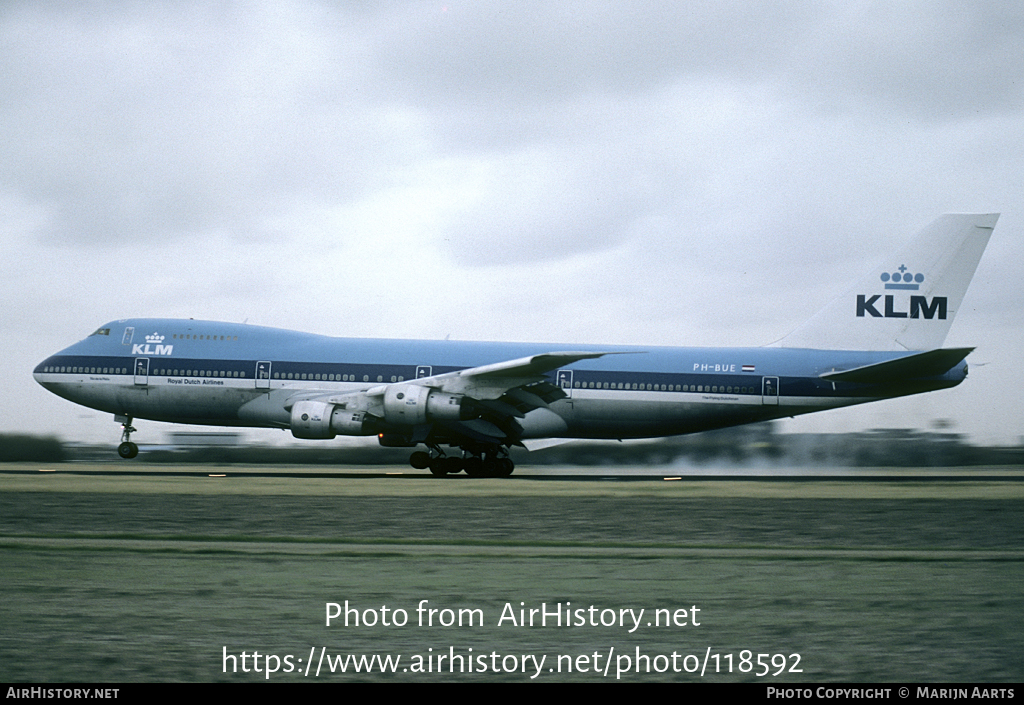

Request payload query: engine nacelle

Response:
[290,400,374,439]
[377,433,417,448]
[331,408,374,436]
[382,385,471,425]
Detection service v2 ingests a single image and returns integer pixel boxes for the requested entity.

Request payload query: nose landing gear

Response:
[116,416,139,459]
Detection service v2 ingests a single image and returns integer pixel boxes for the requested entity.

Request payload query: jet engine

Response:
[290,400,373,439]
[290,385,479,440]
[381,385,474,425]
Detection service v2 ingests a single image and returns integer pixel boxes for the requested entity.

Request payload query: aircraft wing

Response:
[284,350,627,444]
[416,351,627,442]
[297,350,620,403]
[416,350,621,400]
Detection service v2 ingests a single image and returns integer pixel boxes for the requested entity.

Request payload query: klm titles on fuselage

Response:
[131,333,173,356]
[131,343,174,355]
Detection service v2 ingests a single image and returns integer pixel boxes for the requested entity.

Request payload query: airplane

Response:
[33,213,997,476]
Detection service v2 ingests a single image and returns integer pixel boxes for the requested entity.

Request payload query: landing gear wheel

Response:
[117,416,139,459]
[463,457,483,477]
[117,442,139,459]
[428,461,448,476]
[458,446,514,478]
[409,451,431,469]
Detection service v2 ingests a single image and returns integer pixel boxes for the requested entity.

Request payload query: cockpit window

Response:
[89,328,111,336]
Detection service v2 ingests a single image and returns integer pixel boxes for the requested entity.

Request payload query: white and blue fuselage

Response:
[32,213,997,475]
[34,318,964,437]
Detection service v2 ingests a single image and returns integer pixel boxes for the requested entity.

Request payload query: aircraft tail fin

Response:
[772,213,998,351]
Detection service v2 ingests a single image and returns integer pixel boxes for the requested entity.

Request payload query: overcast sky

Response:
[3,1,1022,447]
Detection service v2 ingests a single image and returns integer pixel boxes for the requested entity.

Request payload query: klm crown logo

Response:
[132,331,174,356]
[857,264,946,320]
[881,265,924,290]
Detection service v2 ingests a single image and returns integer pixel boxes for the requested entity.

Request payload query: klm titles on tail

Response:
[856,295,946,320]
[856,265,946,319]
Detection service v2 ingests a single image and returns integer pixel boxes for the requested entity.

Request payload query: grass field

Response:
[1,464,1021,682]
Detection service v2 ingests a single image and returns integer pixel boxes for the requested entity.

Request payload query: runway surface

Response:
[2,462,1022,682]
[5,466,1024,482]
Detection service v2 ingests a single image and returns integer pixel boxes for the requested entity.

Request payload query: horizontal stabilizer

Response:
[820,347,973,384]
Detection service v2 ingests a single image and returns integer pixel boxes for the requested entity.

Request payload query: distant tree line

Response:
[0,435,67,462]
[2,426,1022,466]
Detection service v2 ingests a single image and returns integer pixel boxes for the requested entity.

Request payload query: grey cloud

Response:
[0,2,398,245]
[371,2,815,105]
[784,2,1024,121]
[5,0,1020,256]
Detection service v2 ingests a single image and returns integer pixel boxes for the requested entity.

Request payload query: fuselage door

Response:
[762,376,779,406]
[557,369,574,398]
[256,361,272,389]
[134,358,149,386]
[416,366,432,379]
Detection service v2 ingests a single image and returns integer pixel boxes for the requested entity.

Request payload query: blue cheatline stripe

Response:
[36,354,888,399]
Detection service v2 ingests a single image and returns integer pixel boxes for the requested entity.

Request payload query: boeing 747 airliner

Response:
[34,214,997,475]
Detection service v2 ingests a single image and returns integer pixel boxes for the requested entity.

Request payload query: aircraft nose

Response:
[33,357,60,390]
[34,355,90,410]
[33,360,47,385]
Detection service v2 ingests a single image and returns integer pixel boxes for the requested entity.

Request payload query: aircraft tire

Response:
[409,451,430,469]
[463,457,483,476]
[117,442,139,459]
[497,458,514,476]
[428,461,447,476]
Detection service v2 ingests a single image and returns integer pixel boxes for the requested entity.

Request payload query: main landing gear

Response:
[117,416,139,459]
[409,445,514,477]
